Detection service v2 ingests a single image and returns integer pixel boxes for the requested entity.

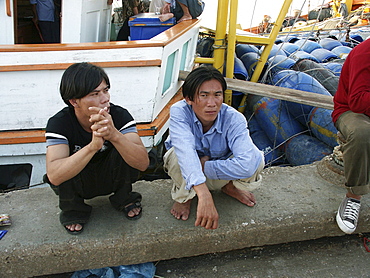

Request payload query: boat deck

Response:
[1,158,369,277]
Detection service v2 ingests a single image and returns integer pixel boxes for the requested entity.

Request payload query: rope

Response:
[248,0,258,30]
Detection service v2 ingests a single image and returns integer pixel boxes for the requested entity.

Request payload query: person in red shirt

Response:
[332,38,370,234]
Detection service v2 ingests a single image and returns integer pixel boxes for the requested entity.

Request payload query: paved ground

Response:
[1,156,370,277]
[35,234,370,278]
[154,234,370,278]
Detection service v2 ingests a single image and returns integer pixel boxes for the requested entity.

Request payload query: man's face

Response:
[71,80,110,117]
[185,79,224,130]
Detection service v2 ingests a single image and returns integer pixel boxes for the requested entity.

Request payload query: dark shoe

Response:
[64,223,84,235]
[124,201,142,220]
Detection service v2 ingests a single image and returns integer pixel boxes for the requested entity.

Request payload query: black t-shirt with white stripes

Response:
[45,103,137,160]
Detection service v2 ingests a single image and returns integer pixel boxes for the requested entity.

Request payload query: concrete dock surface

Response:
[0,156,369,277]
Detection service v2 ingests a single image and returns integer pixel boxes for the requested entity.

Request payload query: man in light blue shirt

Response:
[164,66,264,230]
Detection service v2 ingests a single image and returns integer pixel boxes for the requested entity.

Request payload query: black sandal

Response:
[124,201,142,220]
[60,210,90,235]
[64,223,85,235]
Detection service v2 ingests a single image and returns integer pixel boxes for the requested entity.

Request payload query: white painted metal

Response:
[61,0,112,43]
[0,0,15,44]
[0,47,162,66]
[0,143,46,186]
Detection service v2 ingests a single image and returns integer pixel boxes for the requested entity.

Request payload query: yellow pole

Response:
[250,0,293,83]
[212,0,229,73]
[224,0,238,106]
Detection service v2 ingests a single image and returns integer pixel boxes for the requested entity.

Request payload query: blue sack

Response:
[71,262,156,278]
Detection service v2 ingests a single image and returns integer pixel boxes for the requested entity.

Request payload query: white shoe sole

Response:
[336,209,356,234]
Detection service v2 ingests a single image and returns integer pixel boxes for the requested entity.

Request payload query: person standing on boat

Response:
[159,0,204,23]
[116,0,150,40]
[44,62,149,235]
[30,0,61,43]
[163,66,264,230]
[332,38,370,234]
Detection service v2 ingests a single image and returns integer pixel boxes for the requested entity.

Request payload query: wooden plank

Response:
[137,90,183,136]
[0,130,46,145]
[0,60,162,72]
[0,20,199,53]
[179,70,334,110]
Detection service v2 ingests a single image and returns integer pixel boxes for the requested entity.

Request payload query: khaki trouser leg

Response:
[336,111,370,195]
[163,147,265,203]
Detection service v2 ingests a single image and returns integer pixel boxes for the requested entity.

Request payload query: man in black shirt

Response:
[45,62,149,234]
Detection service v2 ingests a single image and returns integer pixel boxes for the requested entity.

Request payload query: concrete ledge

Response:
[1,161,369,277]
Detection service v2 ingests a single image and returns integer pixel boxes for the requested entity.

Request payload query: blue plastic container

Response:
[234,57,249,80]
[272,70,331,125]
[247,112,285,165]
[231,57,248,100]
[340,41,352,47]
[322,62,343,76]
[285,134,333,166]
[128,13,176,40]
[283,35,300,43]
[331,45,352,59]
[289,50,320,62]
[292,59,339,96]
[275,38,284,44]
[268,55,295,75]
[253,96,306,146]
[350,33,363,44]
[310,48,339,63]
[319,38,342,50]
[308,107,338,147]
[240,52,260,76]
[281,43,300,56]
[294,39,323,53]
[235,44,259,58]
[260,44,287,58]
[246,94,263,112]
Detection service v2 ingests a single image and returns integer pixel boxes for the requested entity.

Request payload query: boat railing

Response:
[0,19,200,186]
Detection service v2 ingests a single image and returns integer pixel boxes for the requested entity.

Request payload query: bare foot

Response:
[222,181,256,207]
[65,223,83,232]
[170,200,192,220]
[159,13,174,22]
[178,15,192,23]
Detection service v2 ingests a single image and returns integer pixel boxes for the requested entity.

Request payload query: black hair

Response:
[182,65,227,101]
[60,62,110,106]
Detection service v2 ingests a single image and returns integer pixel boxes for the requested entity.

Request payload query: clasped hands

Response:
[88,106,118,150]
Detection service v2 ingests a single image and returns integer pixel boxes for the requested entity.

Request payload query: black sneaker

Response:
[336,196,361,234]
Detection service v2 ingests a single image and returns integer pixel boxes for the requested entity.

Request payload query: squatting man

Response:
[164,66,265,230]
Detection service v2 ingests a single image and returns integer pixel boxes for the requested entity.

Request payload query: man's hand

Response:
[89,107,119,140]
[200,155,210,172]
[88,107,117,151]
[193,183,219,229]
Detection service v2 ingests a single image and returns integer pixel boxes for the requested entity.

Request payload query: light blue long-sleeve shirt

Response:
[30,0,55,22]
[165,100,263,190]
